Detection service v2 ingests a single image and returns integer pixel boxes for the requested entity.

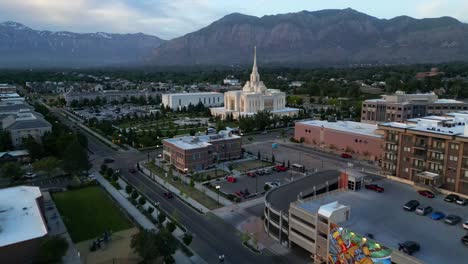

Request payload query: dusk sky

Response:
[0,0,467,39]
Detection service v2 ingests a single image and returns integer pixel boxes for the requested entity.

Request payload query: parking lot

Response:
[327,178,468,264]
[217,169,304,197]
[72,105,155,121]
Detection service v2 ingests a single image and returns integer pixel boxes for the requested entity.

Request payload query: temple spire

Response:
[250,46,260,84]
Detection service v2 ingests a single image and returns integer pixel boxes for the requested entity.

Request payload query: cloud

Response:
[0,0,225,39]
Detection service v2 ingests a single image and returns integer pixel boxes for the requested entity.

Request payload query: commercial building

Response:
[163,130,242,172]
[0,186,48,264]
[211,48,299,119]
[265,172,464,264]
[63,88,160,106]
[0,150,30,164]
[361,91,468,124]
[162,92,223,110]
[0,83,17,93]
[0,92,25,103]
[294,120,383,161]
[378,112,468,195]
[0,101,52,147]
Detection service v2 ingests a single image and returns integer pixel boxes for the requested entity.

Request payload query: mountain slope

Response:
[149,8,468,66]
[0,22,165,68]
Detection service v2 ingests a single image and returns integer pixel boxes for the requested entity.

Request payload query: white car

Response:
[463,220,468,230]
[88,174,96,180]
[23,172,37,179]
[265,181,281,188]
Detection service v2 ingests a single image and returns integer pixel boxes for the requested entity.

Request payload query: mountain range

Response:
[2,8,468,68]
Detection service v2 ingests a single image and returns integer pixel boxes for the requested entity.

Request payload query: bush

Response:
[112,174,119,182]
[182,233,193,246]
[100,164,108,173]
[125,185,133,194]
[147,207,154,214]
[226,194,236,201]
[35,236,69,264]
[131,190,139,200]
[138,197,146,205]
[264,184,271,192]
[158,211,166,224]
[130,199,138,206]
[106,167,114,177]
[166,221,176,233]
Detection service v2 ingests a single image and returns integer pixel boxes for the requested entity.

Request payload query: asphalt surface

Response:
[51,107,289,264]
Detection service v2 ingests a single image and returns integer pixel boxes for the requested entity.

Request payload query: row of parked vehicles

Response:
[403,192,468,246]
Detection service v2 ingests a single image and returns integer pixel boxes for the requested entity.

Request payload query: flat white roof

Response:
[163,92,222,96]
[298,120,381,138]
[164,130,240,150]
[433,99,464,104]
[0,186,47,247]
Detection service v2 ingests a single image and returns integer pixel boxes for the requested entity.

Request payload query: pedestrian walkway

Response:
[95,171,205,264]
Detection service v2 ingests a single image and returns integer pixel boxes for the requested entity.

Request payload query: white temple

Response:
[211,47,300,119]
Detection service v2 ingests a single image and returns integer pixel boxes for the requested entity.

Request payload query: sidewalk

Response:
[139,162,211,213]
[95,172,206,264]
[194,182,233,206]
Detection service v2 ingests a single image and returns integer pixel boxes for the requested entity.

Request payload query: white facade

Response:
[162,92,224,110]
[211,47,299,119]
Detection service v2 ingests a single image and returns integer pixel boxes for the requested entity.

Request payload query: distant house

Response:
[0,150,30,164]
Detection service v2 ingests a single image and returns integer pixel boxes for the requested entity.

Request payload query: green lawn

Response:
[195,169,229,181]
[52,186,133,242]
[231,160,272,172]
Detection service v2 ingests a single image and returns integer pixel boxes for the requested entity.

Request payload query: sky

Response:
[0,0,467,39]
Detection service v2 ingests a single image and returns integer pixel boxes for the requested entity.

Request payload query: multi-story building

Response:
[162,92,224,110]
[163,130,242,172]
[0,186,48,264]
[0,101,52,147]
[294,120,383,161]
[361,91,468,124]
[378,112,468,195]
[63,89,160,106]
[0,83,17,93]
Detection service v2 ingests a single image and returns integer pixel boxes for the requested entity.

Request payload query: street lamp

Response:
[215,185,220,205]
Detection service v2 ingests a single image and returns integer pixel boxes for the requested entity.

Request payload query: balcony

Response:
[428,156,444,163]
[427,169,443,175]
[413,164,426,171]
[414,143,427,149]
[383,158,397,165]
[413,153,426,160]
[429,145,445,152]
[385,148,398,154]
[385,136,398,143]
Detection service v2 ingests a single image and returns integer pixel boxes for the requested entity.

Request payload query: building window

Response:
[404,147,411,152]
[449,156,458,162]
[404,168,409,173]
[450,143,459,150]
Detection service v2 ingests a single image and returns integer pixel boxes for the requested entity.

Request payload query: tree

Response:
[131,230,161,263]
[62,140,91,175]
[125,185,133,194]
[23,136,44,160]
[166,221,176,233]
[138,197,146,205]
[0,131,12,151]
[1,162,23,181]
[157,229,178,260]
[183,233,193,246]
[32,156,61,177]
[35,236,69,264]
[271,154,276,163]
[158,211,166,224]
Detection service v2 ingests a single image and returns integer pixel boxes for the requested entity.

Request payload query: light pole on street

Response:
[215,185,220,205]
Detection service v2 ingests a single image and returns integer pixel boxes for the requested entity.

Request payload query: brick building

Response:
[163,130,242,172]
[361,91,468,124]
[294,120,383,161]
[379,112,468,195]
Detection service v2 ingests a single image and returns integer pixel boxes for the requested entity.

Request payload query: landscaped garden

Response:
[52,186,133,242]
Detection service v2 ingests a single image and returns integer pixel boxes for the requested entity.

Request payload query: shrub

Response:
[182,233,193,246]
[125,185,133,194]
[147,207,154,214]
[112,174,119,182]
[106,167,114,177]
[264,184,271,192]
[130,199,138,206]
[138,197,146,205]
[166,221,176,233]
[226,194,236,201]
[131,190,139,200]
[100,164,108,173]
[158,211,166,224]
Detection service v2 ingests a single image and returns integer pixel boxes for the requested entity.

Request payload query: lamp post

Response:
[183,168,188,183]
[215,185,220,205]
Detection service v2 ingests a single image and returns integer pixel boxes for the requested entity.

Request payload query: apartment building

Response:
[162,130,241,172]
[378,112,468,195]
[162,92,224,110]
[361,91,468,124]
[63,88,160,106]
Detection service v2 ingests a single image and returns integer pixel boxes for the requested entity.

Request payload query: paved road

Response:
[51,107,288,264]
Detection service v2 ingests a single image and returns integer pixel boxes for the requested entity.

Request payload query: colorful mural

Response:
[328,223,392,264]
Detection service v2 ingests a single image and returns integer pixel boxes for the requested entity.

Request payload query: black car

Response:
[462,234,468,246]
[444,215,462,225]
[104,158,115,163]
[444,194,459,203]
[398,241,420,255]
[403,200,420,211]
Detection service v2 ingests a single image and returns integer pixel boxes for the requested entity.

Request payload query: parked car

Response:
[261,130,268,135]
[246,172,256,177]
[403,200,420,211]
[444,194,459,202]
[265,181,281,189]
[274,165,288,172]
[88,174,96,180]
[415,205,433,216]
[23,172,37,179]
[430,211,446,220]
[104,158,115,163]
[444,215,462,225]
[227,176,237,183]
[463,221,468,230]
[365,184,384,193]
[129,168,137,174]
[462,234,468,246]
[255,170,265,176]
[235,191,245,198]
[417,190,435,198]
[263,168,272,174]
[456,197,467,206]
[398,241,420,255]
[341,153,352,159]
[164,192,173,199]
